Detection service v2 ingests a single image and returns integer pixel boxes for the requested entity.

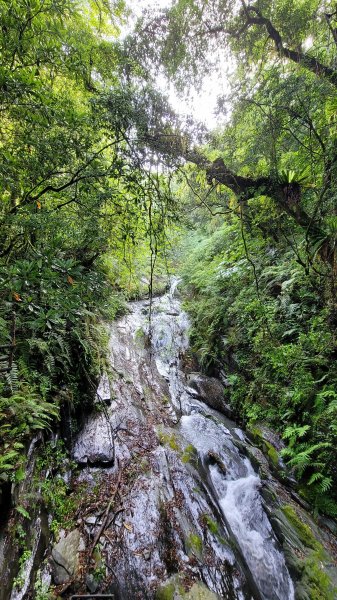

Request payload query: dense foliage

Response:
[180,212,337,516]
[0,0,176,484]
[137,0,337,515]
[2,0,337,520]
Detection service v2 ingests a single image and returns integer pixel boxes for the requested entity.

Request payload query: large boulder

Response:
[187,373,228,414]
[51,529,85,585]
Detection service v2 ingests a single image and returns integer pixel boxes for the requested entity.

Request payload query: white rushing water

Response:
[149,280,295,600]
[179,413,294,600]
[218,469,295,600]
[78,277,295,599]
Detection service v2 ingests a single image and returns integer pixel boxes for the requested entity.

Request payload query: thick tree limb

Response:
[188,153,318,231]
[145,132,324,240]
[205,2,337,88]
[15,139,123,211]
[325,12,337,48]
[242,3,337,88]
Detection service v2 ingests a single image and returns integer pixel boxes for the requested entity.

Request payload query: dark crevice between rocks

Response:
[159,503,182,576]
[75,458,115,469]
[0,481,12,535]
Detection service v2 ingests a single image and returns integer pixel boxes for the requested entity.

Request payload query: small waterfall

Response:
[218,470,294,600]
[148,278,295,599]
[180,414,294,600]
[68,277,296,599]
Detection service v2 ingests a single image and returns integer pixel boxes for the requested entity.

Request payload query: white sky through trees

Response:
[125,0,231,129]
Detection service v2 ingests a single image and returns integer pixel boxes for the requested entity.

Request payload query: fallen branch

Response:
[106,506,125,530]
[88,462,122,558]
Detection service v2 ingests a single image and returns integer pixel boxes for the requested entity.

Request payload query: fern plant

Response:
[0,390,59,481]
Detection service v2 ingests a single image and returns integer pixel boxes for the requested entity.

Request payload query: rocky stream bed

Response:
[1,280,337,599]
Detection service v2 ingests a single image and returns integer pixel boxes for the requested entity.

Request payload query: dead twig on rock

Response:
[89,462,122,558]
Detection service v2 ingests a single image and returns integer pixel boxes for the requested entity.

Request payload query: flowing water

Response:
[71,278,295,599]
[2,280,337,599]
[148,280,295,600]
[74,280,294,600]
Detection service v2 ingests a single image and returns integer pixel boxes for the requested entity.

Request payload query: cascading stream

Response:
[180,414,294,600]
[3,279,336,599]
[148,279,295,600]
[69,277,297,599]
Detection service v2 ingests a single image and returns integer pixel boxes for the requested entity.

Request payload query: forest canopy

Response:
[2,0,337,516]
[130,0,337,515]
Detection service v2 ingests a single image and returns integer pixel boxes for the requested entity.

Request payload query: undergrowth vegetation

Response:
[180,217,337,516]
[0,0,174,488]
[0,251,122,483]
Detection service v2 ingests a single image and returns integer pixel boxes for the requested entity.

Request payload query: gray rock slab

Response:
[51,529,84,585]
[72,413,114,465]
[187,373,225,412]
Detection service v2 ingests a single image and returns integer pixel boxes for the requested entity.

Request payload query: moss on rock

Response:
[277,504,337,600]
[281,505,321,553]
[182,443,197,464]
[186,533,203,558]
[156,580,178,600]
[203,514,219,536]
[156,575,220,600]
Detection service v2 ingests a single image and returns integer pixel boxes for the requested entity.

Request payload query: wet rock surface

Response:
[186,374,226,413]
[51,529,85,585]
[2,279,337,599]
[185,372,235,420]
[62,284,253,599]
[72,412,116,466]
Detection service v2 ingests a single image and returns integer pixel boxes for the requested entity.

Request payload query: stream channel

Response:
[7,278,337,599]
[68,278,294,599]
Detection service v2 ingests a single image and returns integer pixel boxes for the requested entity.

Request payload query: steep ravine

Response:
[1,280,337,599]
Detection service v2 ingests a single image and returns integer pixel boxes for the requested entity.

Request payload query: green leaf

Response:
[16,506,31,520]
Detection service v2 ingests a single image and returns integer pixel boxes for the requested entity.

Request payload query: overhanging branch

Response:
[144,131,324,240]
[242,2,337,88]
